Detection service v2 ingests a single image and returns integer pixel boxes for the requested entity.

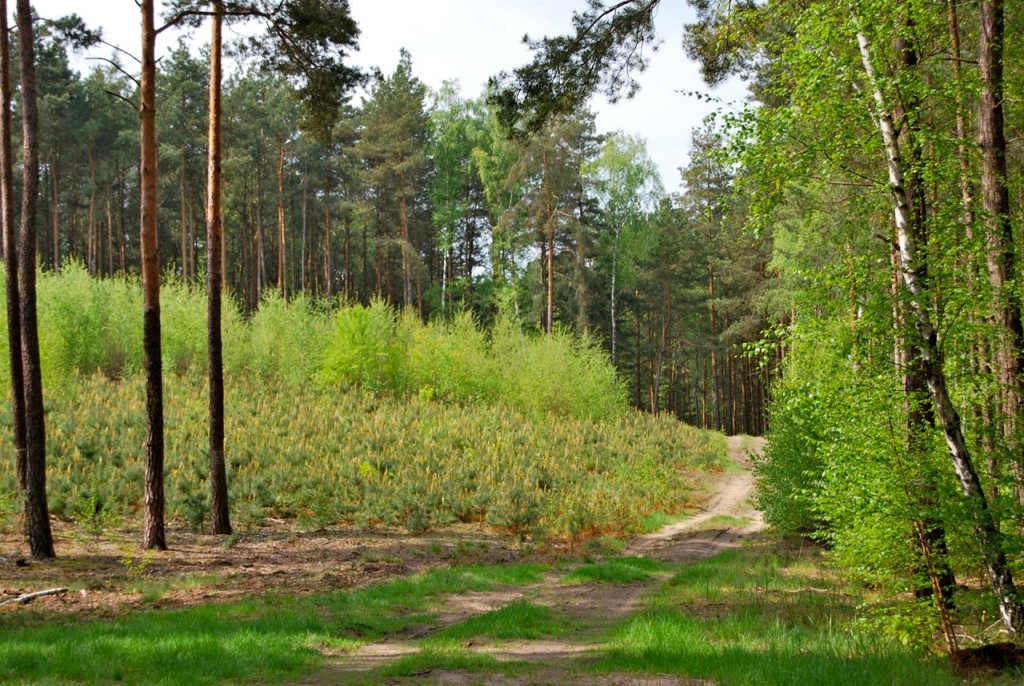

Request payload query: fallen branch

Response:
[0,587,68,608]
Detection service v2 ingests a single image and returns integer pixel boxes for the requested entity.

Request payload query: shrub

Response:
[247,290,329,387]
[406,311,498,403]
[318,298,407,393]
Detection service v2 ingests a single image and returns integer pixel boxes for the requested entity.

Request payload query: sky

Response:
[30,0,749,189]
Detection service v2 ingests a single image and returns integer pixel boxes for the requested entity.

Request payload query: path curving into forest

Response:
[302,435,766,686]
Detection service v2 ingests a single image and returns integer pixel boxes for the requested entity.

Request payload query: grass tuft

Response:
[563,556,669,584]
[426,600,566,645]
[379,647,526,678]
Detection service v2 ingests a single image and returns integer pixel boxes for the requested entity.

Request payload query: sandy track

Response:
[316,436,766,685]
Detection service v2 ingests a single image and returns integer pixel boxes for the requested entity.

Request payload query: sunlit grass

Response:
[0,563,547,686]
[562,556,669,584]
[587,543,1004,685]
[425,600,566,646]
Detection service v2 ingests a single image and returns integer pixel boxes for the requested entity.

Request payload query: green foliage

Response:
[316,300,626,421]
[757,312,981,596]
[318,298,407,392]
[160,276,209,376]
[33,263,143,383]
[245,290,329,387]
[406,311,498,403]
[0,372,723,540]
[494,324,626,422]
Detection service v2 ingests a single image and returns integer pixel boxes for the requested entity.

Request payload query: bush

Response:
[246,290,329,387]
[318,298,406,393]
[0,373,724,538]
[406,311,498,403]
[0,267,629,424]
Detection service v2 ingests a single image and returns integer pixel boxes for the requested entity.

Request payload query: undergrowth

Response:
[0,263,627,422]
[0,373,725,539]
[590,542,1015,685]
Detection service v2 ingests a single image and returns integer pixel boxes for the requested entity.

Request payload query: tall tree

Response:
[354,49,429,310]
[499,111,599,333]
[977,0,1024,507]
[1,0,25,497]
[17,0,54,558]
[140,0,166,551]
[585,131,662,366]
[206,0,231,535]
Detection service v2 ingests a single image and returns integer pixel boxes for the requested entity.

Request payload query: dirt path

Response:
[315,436,766,685]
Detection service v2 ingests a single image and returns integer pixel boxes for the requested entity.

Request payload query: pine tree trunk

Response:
[277,138,287,299]
[206,2,231,536]
[88,150,97,274]
[398,161,413,308]
[0,0,25,494]
[140,0,166,551]
[256,157,266,299]
[328,205,337,297]
[17,0,54,559]
[610,258,617,366]
[947,0,974,228]
[106,197,113,278]
[180,146,188,280]
[708,265,721,430]
[300,170,307,293]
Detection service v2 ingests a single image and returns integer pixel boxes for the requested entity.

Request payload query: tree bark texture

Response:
[207,1,231,536]
[140,0,166,551]
[277,138,287,299]
[0,0,25,495]
[17,0,54,559]
[978,0,1024,507]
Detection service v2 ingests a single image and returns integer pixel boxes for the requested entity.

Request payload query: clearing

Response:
[299,436,765,685]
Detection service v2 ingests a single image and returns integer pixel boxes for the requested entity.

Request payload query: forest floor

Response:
[297,435,766,685]
[1,440,753,618]
[4,437,1006,685]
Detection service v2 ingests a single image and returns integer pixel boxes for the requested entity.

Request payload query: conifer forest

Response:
[2,1,1024,683]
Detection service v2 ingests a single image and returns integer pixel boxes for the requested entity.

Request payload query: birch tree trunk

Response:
[854,12,1021,634]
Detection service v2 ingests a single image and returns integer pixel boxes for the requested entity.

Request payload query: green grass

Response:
[639,509,697,533]
[587,544,1011,685]
[129,573,224,604]
[426,600,566,645]
[562,556,670,584]
[0,563,546,686]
